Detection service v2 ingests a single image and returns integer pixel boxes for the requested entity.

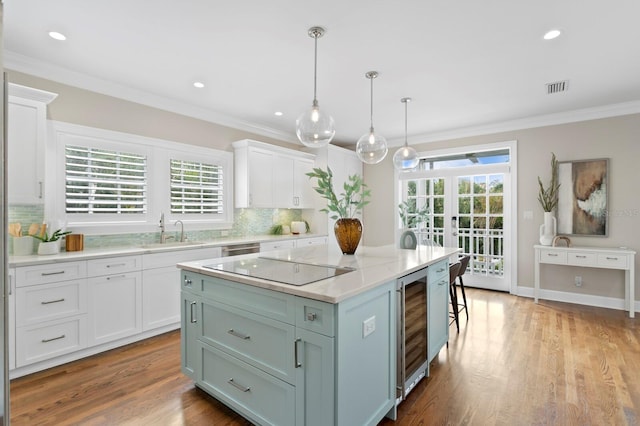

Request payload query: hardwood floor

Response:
[10,289,640,425]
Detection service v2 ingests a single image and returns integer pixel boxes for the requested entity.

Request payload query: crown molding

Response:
[386,100,640,148]
[7,51,639,149]
[4,51,298,144]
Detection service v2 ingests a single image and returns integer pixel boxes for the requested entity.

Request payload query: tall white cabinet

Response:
[7,84,58,204]
[308,145,363,248]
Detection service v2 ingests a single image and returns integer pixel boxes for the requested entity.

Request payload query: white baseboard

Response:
[517,286,637,314]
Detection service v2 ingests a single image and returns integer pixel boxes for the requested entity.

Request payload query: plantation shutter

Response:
[170,159,224,214]
[65,145,147,214]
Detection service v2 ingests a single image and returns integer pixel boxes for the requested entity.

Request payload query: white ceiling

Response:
[5,0,640,146]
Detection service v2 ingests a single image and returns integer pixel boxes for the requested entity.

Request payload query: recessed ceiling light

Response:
[274,111,284,116]
[193,82,205,88]
[49,31,66,41]
[543,29,562,40]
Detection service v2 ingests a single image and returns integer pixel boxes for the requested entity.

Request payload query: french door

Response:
[397,143,516,293]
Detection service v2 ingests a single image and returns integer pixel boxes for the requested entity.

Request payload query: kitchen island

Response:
[178,244,459,426]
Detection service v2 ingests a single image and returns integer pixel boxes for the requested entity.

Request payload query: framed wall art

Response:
[557,158,608,236]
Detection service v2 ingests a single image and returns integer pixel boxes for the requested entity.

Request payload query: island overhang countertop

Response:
[177,244,461,304]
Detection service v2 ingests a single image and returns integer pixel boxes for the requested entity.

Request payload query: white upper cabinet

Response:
[233,139,316,209]
[7,84,58,204]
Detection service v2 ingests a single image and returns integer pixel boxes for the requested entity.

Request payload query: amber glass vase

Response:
[334,218,362,254]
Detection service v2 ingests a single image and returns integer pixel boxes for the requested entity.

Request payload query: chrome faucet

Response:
[175,220,185,242]
[159,213,174,243]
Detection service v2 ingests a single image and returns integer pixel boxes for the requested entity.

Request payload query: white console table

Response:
[534,245,636,318]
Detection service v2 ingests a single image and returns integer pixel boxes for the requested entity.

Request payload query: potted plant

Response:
[537,152,560,245]
[31,228,72,255]
[306,167,371,254]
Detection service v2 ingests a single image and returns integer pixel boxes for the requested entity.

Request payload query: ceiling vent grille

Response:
[546,80,569,94]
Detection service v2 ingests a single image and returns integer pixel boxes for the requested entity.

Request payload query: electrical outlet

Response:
[574,276,582,287]
[363,316,376,338]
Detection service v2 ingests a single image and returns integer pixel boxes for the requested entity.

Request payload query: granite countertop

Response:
[9,233,327,267]
[178,244,461,303]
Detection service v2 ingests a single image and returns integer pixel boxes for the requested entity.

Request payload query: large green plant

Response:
[398,200,430,229]
[30,228,71,243]
[537,152,560,212]
[306,167,371,220]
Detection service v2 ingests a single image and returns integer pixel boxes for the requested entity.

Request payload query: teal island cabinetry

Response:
[178,244,459,425]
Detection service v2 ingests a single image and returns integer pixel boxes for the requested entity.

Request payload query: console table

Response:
[534,245,636,318]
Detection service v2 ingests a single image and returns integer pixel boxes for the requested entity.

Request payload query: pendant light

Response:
[296,26,335,148]
[393,97,419,170]
[356,71,388,164]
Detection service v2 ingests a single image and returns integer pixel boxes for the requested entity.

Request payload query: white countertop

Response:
[178,244,461,303]
[8,233,327,267]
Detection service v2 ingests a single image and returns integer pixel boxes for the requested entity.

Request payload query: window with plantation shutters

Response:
[65,145,147,214]
[170,159,224,214]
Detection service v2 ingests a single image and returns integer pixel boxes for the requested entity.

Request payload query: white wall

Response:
[363,113,640,303]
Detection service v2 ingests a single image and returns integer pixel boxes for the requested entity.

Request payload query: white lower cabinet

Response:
[181,270,395,426]
[14,261,89,369]
[260,236,327,253]
[88,272,143,346]
[11,247,221,377]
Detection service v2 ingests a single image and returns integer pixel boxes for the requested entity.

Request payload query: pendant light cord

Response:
[369,75,374,131]
[404,100,408,147]
[312,32,318,106]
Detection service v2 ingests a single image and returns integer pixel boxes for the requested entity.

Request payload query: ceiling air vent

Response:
[546,80,569,94]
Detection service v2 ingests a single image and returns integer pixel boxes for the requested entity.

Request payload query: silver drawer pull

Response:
[41,298,65,305]
[41,271,66,276]
[227,329,251,340]
[227,378,251,392]
[437,268,445,273]
[106,275,126,280]
[184,277,192,286]
[606,257,619,260]
[106,263,126,268]
[438,279,447,286]
[576,255,587,258]
[294,338,302,368]
[306,312,317,321]
[42,334,65,343]
[190,302,197,323]
[547,253,558,257]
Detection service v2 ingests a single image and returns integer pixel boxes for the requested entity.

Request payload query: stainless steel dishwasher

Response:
[220,242,261,257]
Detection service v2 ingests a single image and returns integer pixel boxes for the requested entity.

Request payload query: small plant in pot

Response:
[30,228,72,255]
[306,167,370,254]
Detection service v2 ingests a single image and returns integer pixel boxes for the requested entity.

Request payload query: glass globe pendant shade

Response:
[393,145,419,170]
[296,102,336,148]
[393,97,419,170]
[356,128,388,164]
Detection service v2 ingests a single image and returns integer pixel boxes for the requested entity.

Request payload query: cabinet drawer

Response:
[87,255,141,277]
[16,280,87,326]
[200,343,295,426]
[16,316,87,367]
[201,299,295,383]
[597,253,628,269]
[539,249,567,265]
[295,297,335,337]
[427,259,448,283]
[143,247,221,270]
[200,276,296,324]
[567,252,596,266]
[295,236,328,247]
[260,240,295,252]
[16,261,87,287]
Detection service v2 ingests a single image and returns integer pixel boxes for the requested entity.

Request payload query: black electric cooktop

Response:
[203,257,355,286]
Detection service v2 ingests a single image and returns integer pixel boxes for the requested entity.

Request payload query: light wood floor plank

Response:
[10,288,640,425]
